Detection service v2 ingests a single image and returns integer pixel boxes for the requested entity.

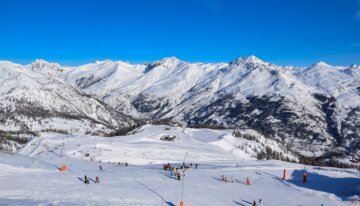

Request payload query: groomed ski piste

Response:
[0,125,359,206]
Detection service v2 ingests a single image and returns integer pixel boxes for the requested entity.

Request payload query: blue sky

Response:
[0,0,360,67]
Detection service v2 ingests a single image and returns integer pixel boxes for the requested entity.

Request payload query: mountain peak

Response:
[31,59,50,66]
[147,56,183,69]
[231,55,266,65]
[311,61,331,68]
[349,64,359,68]
[28,59,62,73]
[159,56,182,65]
[95,59,116,65]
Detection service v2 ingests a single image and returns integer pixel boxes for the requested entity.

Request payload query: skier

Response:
[99,165,103,171]
[170,169,174,177]
[252,200,256,206]
[84,175,89,184]
[195,163,198,169]
[95,176,100,183]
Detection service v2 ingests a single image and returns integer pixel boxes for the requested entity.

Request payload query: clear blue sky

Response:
[1,0,360,67]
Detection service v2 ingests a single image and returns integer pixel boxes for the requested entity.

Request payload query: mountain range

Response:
[0,56,359,165]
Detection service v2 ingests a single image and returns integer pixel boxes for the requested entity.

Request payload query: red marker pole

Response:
[283,169,286,180]
[303,172,307,183]
[246,177,250,185]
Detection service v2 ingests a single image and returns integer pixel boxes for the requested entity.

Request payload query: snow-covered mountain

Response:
[1,56,359,165]
[0,60,137,151]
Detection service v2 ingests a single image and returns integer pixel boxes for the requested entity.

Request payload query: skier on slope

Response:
[95,176,100,183]
[84,175,89,184]
[252,200,256,206]
[170,169,174,177]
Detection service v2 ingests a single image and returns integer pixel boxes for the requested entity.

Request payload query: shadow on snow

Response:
[288,170,360,200]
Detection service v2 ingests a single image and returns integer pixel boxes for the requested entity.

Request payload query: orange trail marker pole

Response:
[180,200,184,206]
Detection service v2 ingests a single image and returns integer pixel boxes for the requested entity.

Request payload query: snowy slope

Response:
[0,125,359,206]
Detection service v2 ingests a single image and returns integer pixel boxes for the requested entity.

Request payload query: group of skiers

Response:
[163,163,181,180]
[117,162,129,166]
[82,164,105,185]
[163,162,198,171]
[183,162,198,169]
[162,162,199,181]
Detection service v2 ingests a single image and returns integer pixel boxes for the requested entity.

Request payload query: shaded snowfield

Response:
[0,125,359,206]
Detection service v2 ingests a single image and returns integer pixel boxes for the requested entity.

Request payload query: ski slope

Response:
[0,125,359,205]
